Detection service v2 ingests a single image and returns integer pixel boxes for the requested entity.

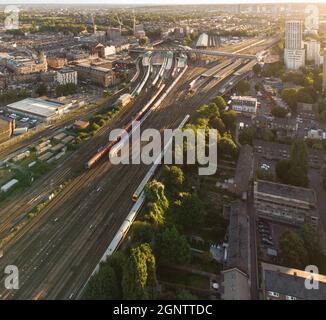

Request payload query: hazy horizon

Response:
[0,0,326,5]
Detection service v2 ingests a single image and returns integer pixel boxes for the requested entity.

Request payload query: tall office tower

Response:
[285,20,303,49]
[306,40,321,66]
[323,49,326,92]
[284,20,305,70]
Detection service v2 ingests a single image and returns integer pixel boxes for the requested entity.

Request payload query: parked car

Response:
[262,238,273,246]
[258,224,270,231]
[261,233,272,241]
[258,228,271,234]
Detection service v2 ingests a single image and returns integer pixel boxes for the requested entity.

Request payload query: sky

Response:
[0,0,326,5]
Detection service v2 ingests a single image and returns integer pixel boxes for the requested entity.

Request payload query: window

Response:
[268,291,279,298]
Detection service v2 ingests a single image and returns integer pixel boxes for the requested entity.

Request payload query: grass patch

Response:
[157,267,209,290]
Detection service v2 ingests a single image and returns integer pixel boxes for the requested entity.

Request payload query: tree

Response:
[122,243,157,300]
[56,83,77,96]
[221,110,237,133]
[301,224,326,272]
[144,180,169,210]
[162,165,184,190]
[83,252,124,299]
[176,290,197,300]
[36,83,48,96]
[144,180,169,226]
[218,133,238,160]
[212,96,227,112]
[276,159,291,183]
[209,116,226,134]
[155,226,190,265]
[132,221,154,243]
[297,87,317,104]
[279,230,308,269]
[319,109,326,124]
[236,79,250,95]
[84,263,120,300]
[281,88,297,113]
[256,168,274,181]
[139,37,149,46]
[321,164,326,189]
[173,192,204,231]
[239,127,256,145]
[271,106,288,118]
[296,90,314,104]
[318,100,326,114]
[276,140,309,187]
[253,64,262,75]
[194,103,220,123]
[287,140,309,187]
[91,123,100,131]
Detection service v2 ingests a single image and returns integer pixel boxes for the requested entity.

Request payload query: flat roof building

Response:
[261,263,326,300]
[75,64,116,87]
[57,68,77,85]
[221,201,251,300]
[231,96,258,114]
[6,98,67,122]
[254,180,318,227]
[228,145,254,199]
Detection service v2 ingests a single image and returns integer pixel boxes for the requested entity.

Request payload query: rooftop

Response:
[256,180,316,205]
[262,263,326,300]
[75,63,112,73]
[225,201,250,275]
[7,98,65,118]
[231,96,258,102]
[230,144,254,195]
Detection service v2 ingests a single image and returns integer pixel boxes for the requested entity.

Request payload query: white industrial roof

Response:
[7,98,64,118]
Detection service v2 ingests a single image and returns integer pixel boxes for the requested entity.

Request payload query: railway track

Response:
[0,38,276,299]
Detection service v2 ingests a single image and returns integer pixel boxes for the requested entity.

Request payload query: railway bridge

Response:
[129,47,258,60]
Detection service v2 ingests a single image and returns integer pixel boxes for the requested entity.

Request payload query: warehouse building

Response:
[6,98,68,122]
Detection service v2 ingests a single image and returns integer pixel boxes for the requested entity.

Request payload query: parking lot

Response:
[0,110,39,128]
[256,216,300,264]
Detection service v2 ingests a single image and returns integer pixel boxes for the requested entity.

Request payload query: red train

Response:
[84,84,166,169]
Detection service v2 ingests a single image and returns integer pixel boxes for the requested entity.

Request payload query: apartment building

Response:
[261,263,326,300]
[57,68,78,85]
[253,180,318,227]
[74,64,116,87]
